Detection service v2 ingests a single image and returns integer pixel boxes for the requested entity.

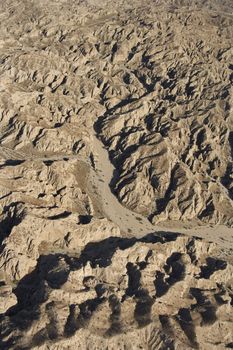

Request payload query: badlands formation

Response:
[0,0,233,349]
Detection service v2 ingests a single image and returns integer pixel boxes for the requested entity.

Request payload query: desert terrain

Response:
[0,0,233,349]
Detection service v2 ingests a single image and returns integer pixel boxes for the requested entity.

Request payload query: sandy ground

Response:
[90,132,233,249]
[0,1,232,349]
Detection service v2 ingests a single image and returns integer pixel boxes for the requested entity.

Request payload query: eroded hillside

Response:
[0,0,232,349]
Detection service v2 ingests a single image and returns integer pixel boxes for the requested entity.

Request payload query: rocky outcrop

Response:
[1,233,233,349]
[0,0,232,349]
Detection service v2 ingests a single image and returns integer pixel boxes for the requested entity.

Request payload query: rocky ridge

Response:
[0,0,233,349]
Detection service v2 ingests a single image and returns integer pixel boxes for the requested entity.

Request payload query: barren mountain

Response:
[0,0,232,349]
